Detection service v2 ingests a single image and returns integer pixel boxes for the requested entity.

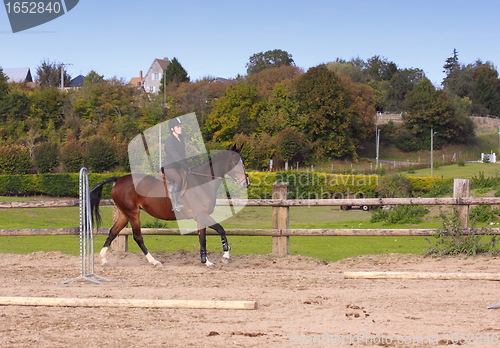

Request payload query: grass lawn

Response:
[403,162,500,179]
[1,157,497,262]
[0,201,442,261]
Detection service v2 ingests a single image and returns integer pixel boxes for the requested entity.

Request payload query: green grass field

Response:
[0,199,440,262]
[0,152,498,261]
[404,162,500,179]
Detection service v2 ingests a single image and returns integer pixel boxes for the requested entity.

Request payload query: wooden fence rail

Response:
[1,179,500,256]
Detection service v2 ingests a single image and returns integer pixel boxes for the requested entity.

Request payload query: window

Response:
[153,73,160,80]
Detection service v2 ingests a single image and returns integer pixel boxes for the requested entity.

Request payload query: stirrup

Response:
[172,204,184,212]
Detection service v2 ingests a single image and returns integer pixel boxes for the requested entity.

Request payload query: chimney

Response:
[139,70,143,81]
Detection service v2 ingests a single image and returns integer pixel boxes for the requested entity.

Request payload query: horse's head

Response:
[226,144,250,189]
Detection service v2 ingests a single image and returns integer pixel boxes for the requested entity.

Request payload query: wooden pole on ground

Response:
[111,205,128,252]
[0,296,257,310]
[343,271,500,281]
[272,182,289,256]
[454,178,470,228]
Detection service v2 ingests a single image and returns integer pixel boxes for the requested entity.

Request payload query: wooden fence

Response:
[1,179,500,256]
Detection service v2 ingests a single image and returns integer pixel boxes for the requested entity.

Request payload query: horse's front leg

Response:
[210,223,231,265]
[198,223,216,268]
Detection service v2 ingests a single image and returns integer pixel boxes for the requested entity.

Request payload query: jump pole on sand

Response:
[61,168,113,285]
[0,297,257,310]
[343,271,500,281]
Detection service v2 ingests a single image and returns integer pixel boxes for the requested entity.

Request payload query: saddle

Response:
[159,170,188,198]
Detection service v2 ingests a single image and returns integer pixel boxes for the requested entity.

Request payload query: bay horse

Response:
[90,145,249,268]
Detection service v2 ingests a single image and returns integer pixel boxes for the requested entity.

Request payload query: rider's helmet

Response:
[168,117,182,131]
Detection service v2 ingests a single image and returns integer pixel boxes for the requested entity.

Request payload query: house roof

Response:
[156,58,170,70]
[3,68,33,83]
[128,77,143,86]
[69,74,85,87]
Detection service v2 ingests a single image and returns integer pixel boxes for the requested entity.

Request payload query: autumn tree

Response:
[36,59,71,89]
[295,65,375,161]
[204,81,264,146]
[246,49,295,75]
[0,68,9,100]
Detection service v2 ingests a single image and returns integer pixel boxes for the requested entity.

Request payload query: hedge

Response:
[0,172,457,200]
[0,173,119,198]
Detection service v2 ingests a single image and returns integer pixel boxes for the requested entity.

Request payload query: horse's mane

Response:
[190,150,235,171]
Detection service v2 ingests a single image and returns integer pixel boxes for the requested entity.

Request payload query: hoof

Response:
[222,257,230,266]
[205,261,216,269]
[153,261,164,268]
[101,261,110,267]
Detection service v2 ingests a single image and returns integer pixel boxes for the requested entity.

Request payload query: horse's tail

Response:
[90,177,119,228]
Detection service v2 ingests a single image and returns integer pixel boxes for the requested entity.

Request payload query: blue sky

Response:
[1,0,499,86]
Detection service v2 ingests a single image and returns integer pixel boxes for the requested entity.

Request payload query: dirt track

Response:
[1,251,500,347]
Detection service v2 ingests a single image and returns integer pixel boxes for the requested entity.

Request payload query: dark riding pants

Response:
[163,168,182,186]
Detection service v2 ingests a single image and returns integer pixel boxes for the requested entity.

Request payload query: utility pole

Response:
[60,63,72,91]
[376,128,380,168]
[431,128,437,177]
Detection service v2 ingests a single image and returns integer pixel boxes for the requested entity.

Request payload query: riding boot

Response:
[171,185,184,212]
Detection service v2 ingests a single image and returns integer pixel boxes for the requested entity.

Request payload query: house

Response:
[69,74,85,88]
[143,57,170,94]
[3,68,33,83]
[128,70,144,89]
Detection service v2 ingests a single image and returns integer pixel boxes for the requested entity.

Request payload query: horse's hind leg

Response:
[100,212,129,266]
[129,218,163,267]
[198,222,215,268]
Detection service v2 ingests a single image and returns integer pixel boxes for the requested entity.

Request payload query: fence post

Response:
[272,182,289,256]
[111,205,128,252]
[454,178,470,228]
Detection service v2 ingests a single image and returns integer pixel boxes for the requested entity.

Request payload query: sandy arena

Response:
[1,250,500,347]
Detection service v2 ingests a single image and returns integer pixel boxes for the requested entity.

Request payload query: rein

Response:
[187,154,247,184]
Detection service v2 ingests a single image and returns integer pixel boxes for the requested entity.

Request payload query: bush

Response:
[34,141,59,173]
[377,174,411,198]
[84,136,117,173]
[60,140,84,173]
[426,210,499,256]
[395,132,421,152]
[469,205,500,223]
[407,165,415,174]
[457,158,465,167]
[0,173,117,197]
[0,144,31,174]
[371,205,429,224]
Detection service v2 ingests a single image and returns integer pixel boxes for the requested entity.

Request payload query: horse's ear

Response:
[237,144,243,153]
[229,144,236,151]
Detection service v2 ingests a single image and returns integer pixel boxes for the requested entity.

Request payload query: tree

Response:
[443,48,459,76]
[259,80,300,134]
[246,49,295,75]
[36,59,71,89]
[34,141,59,173]
[295,65,375,160]
[325,58,367,84]
[0,68,9,100]
[385,68,425,112]
[403,78,459,143]
[473,71,500,116]
[159,57,189,92]
[365,55,398,81]
[84,70,105,85]
[204,81,264,146]
[442,64,474,99]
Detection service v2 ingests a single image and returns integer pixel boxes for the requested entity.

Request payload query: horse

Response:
[89,145,249,268]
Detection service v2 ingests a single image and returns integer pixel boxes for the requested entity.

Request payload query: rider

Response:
[161,117,190,211]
